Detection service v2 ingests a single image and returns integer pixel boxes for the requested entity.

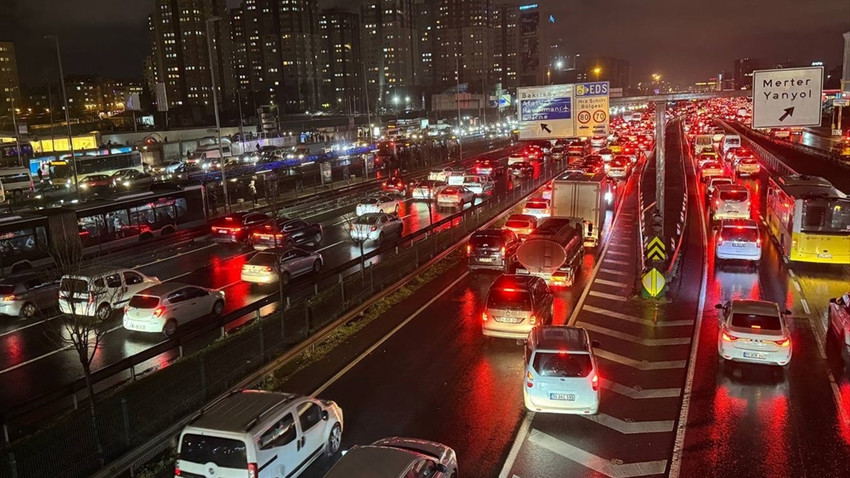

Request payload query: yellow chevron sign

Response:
[642,267,666,297]
[645,236,666,261]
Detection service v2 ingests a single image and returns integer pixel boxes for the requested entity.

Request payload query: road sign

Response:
[642,268,666,297]
[752,67,823,129]
[834,98,850,107]
[517,84,575,140]
[574,81,610,137]
[499,94,511,107]
[645,236,666,261]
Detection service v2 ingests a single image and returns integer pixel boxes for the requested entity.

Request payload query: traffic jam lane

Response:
[502,151,698,478]
[676,124,850,477]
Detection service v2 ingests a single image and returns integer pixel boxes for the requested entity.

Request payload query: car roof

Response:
[492,274,537,289]
[728,299,781,316]
[715,183,747,193]
[188,390,298,434]
[136,282,201,297]
[530,326,589,352]
[324,446,417,478]
[473,229,503,237]
[720,218,758,228]
[63,265,134,279]
[507,214,537,222]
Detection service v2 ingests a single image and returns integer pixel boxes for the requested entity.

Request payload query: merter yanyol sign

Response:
[752,67,823,130]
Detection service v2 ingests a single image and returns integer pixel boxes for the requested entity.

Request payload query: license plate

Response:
[732,243,745,247]
[818,252,833,259]
[495,316,522,324]
[743,352,767,360]
[477,257,493,262]
[550,393,576,401]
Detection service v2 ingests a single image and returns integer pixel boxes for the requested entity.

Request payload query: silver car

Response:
[241,248,323,286]
[324,437,457,478]
[0,274,60,319]
[122,282,225,337]
[350,213,404,243]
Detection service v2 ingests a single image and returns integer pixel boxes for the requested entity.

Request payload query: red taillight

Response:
[88,294,94,304]
[529,314,537,325]
[153,307,164,317]
[756,238,761,248]
[722,331,738,342]
[717,235,724,246]
[591,372,599,391]
[482,312,488,322]
[248,463,258,478]
[370,225,377,231]
[466,244,472,256]
[174,464,181,476]
[500,246,506,256]
[774,338,791,347]
[526,370,534,388]
[2,295,14,302]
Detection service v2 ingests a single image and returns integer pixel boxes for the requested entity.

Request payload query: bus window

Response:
[0,226,47,261]
[830,202,850,231]
[803,205,826,230]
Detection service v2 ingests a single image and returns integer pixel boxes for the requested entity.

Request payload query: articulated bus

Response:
[766,175,850,264]
[42,150,142,186]
[0,185,206,275]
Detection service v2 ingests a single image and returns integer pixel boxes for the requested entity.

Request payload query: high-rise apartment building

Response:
[360,0,417,109]
[434,0,494,91]
[733,58,758,90]
[147,0,235,114]
[413,0,436,90]
[319,9,362,113]
[0,42,21,119]
[237,0,322,112]
[492,3,519,90]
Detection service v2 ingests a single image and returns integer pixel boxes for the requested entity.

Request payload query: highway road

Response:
[0,140,522,417]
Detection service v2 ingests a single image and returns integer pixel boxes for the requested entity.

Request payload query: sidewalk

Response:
[503,155,699,478]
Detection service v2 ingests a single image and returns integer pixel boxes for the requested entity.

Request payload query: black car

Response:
[467,228,520,272]
[582,155,605,174]
[210,212,270,244]
[251,217,323,250]
[474,158,504,177]
[508,162,535,178]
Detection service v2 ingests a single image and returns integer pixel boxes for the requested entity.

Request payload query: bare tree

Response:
[341,212,369,278]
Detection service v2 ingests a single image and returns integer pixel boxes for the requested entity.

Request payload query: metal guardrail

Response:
[718,120,798,176]
[665,120,689,281]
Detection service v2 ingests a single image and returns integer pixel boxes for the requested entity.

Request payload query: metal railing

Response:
[0,160,564,478]
[718,120,797,176]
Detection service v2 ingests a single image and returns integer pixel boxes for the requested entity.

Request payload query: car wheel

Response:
[313,259,321,273]
[96,303,111,321]
[314,233,322,245]
[212,300,224,316]
[325,423,342,456]
[280,272,290,286]
[20,303,37,320]
[162,319,177,338]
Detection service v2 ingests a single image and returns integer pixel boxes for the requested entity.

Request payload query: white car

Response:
[507,151,526,165]
[590,136,607,148]
[428,167,459,183]
[711,184,750,222]
[716,300,792,367]
[828,292,850,353]
[176,390,343,478]
[410,179,445,200]
[356,195,399,216]
[324,437,457,478]
[59,267,160,320]
[700,161,726,182]
[523,326,600,414]
[349,213,404,243]
[462,174,494,196]
[522,198,551,219]
[735,156,761,177]
[706,176,734,198]
[436,186,475,209]
[716,219,761,263]
[122,282,224,337]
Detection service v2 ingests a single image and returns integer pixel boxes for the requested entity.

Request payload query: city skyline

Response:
[1,0,847,89]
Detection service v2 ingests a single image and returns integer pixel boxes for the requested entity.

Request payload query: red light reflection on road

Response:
[837,382,850,446]
[757,394,789,475]
[708,385,747,469]
[1,333,23,367]
[552,296,570,325]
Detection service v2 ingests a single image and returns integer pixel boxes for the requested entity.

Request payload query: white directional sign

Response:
[517,84,575,140]
[574,81,611,137]
[752,67,823,129]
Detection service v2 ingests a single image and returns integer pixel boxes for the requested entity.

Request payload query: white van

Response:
[693,135,714,155]
[721,135,741,154]
[0,167,34,199]
[58,267,159,320]
[711,184,751,223]
[176,390,343,478]
[187,142,233,163]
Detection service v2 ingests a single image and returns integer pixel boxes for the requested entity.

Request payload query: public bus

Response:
[46,150,143,185]
[766,175,850,264]
[0,185,206,275]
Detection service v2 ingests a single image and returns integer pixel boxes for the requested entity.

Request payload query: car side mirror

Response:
[436,464,448,473]
[321,410,329,421]
[714,304,723,310]
[591,340,601,349]
[830,298,837,304]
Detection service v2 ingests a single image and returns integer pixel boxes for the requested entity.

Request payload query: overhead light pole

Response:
[206,16,230,213]
[45,34,79,195]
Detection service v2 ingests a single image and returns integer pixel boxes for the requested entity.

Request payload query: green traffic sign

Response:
[642,267,666,297]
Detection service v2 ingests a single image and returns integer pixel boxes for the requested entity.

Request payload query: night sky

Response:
[1,0,847,87]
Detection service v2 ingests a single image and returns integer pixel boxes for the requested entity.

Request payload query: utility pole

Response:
[236,88,245,152]
[46,35,79,195]
[206,17,230,213]
[362,62,372,142]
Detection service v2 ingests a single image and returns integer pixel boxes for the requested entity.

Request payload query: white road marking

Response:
[595,279,630,288]
[527,429,668,478]
[135,242,219,268]
[583,305,693,327]
[497,412,534,478]
[793,280,801,292]
[582,413,675,434]
[801,299,810,315]
[0,323,125,375]
[608,242,630,249]
[0,314,62,337]
[604,258,630,266]
[606,250,629,256]
[588,291,628,302]
[594,349,686,370]
[579,322,691,346]
[317,240,346,252]
[312,271,470,396]
[599,268,629,276]
[600,378,681,399]
[669,120,709,478]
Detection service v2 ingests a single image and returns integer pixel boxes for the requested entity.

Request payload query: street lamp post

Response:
[206,16,230,213]
[46,35,79,195]
[9,89,22,167]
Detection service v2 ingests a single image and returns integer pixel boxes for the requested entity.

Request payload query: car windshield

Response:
[129,295,160,309]
[248,253,277,266]
[179,434,248,469]
[730,312,781,331]
[59,278,89,293]
[470,234,502,248]
[506,220,532,229]
[722,226,759,242]
[533,352,592,378]
[487,289,531,310]
[526,201,547,209]
[719,191,748,202]
[354,215,379,225]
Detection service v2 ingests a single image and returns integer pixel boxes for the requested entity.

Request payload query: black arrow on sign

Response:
[778,107,794,122]
[540,124,552,133]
